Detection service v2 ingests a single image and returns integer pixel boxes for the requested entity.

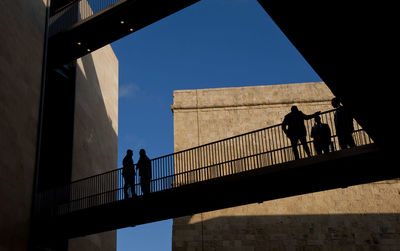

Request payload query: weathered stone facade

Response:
[68,45,118,251]
[0,1,118,249]
[171,82,400,251]
[0,0,47,250]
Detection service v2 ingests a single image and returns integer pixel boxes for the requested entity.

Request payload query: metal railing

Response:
[36,109,373,216]
[49,0,123,36]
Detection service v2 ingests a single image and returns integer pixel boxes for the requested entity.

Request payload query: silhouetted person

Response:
[282,106,320,160]
[122,149,136,199]
[331,97,355,150]
[311,115,332,155]
[137,149,152,196]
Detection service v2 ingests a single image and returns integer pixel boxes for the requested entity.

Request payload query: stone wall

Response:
[171,82,400,251]
[172,82,334,150]
[68,46,118,250]
[0,1,118,250]
[0,0,47,250]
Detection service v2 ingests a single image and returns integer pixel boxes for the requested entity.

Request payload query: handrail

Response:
[35,109,373,216]
[49,0,123,36]
[51,0,82,16]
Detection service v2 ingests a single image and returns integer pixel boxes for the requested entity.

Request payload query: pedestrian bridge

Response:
[34,109,396,238]
[47,0,199,65]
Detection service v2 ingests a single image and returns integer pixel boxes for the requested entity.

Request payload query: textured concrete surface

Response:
[171,82,334,151]
[68,45,118,251]
[172,82,400,251]
[0,1,118,249]
[0,0,47,250]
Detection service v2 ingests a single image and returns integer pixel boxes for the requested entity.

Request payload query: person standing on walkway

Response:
[311,115,332,154]
[282,105,320,160]
[122,149,136,199]
[137,149,152,196]
[331,97,356,149]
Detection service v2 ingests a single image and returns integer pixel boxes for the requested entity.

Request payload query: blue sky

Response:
[111,0,321,250]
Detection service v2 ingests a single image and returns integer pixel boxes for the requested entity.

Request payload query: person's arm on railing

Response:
[303,111,321,120]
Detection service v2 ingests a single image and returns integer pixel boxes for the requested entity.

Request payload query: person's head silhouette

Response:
[139,149,146,157]
[315,115,321,124]
[291,105,299,113]
[127,149,133,156]
[331,98,341,108]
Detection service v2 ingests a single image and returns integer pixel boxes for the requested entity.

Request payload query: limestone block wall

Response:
[172,82,334,150]
[68,46,118,251]
[0,0,47,250]
[171,82,400,251]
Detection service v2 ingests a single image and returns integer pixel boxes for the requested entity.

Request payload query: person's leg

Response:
[289,137,299,160]
[145,180,150,195]
[140,179,145,196]
[346,133,356,148]
[338,134,347,150]
[300,136,311,157]
[131,176,136,197]
[321,143,329,154]
[314,142,322,155]
[123,178,129,198]
[129,176,136,197]
[142,180,149,195]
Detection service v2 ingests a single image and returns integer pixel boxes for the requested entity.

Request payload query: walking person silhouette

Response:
[311,115,332,155]
[331,97,355,150]
[282,106,320,160]
[122,149,136,199]
[137,149,152,196]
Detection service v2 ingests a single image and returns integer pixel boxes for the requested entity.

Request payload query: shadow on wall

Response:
[173,214,400,250]
[69,51,118,250]
[1,0,49,251]
[73,50,118,178]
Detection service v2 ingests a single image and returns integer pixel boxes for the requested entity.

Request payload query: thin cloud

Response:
[119,83,140,98]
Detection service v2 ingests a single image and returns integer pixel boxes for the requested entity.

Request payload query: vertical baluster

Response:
[235,136,240,172]
[250,132,256,170]
[183,152,188,185]
[277,126,284,164]
[203,145,206,180]
[215,142,220,178]
[197,146,200,181]
[223,140,227,176]
[238,135,243,171]
[192,149,195,183]
[256,131,261,168]
[214,143,218,178]
[229,139,233,174]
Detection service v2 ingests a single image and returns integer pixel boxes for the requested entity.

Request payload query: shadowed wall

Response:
[68,45,118,251]
[0,0,47,250]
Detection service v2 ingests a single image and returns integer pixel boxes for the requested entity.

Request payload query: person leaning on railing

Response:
[331,97,356,150]
[282,105,320,160]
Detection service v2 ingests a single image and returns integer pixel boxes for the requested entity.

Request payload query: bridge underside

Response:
[39,144,397,238]
[48,0,199,66]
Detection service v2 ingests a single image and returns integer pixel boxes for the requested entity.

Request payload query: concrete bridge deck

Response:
[38,143,396,238]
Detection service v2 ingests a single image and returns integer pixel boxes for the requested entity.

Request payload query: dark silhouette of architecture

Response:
[311,115,332,154]
[1,0,394,249]
[332,97,355,150]
[137,149,152,196]
[282,106,320,159]
[123,149,136,199]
